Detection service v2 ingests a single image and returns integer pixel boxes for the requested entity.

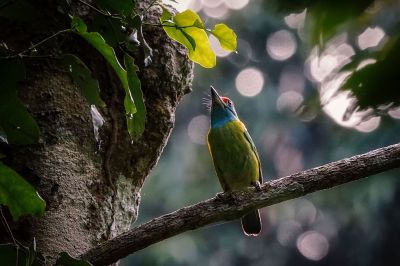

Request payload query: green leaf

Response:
[95,0,134,16]
[59,54,106,107]
[0,162,46,221]
[71,17,136,116]
[0,60,40,145]
[124,54,146,137]
[56,252,92,266]
[91,15,125,47]
[210,23,237,51]
[161,10,216,68]
[0,242,44,266]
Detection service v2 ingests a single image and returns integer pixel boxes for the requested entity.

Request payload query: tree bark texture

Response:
[82,143,400,266]
[0,0,193,263]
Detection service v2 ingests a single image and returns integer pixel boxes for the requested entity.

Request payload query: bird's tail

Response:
[241,209,262,236]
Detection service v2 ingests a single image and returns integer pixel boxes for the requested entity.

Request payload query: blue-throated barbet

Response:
[207,86,262,236]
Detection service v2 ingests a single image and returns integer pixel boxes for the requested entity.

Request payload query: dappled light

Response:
[235,67,265,97]
[266,30,297,61]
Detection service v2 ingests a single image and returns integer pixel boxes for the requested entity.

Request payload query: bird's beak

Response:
[210,86,224,108]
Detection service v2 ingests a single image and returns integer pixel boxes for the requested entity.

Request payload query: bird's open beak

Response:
[210,86,224,108]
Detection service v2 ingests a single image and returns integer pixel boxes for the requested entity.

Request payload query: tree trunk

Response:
[1,0,193,263]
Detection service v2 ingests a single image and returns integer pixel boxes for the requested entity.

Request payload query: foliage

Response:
[0,163,45,221]
[340,36,400,110]
[0,60,40,145]
[161,9,237,68]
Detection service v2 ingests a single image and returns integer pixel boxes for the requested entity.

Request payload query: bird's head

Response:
[210,86,238,128]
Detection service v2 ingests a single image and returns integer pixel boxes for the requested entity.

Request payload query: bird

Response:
[207,86,263,236]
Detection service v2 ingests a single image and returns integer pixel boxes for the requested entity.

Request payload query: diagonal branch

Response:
[81,143,400,266]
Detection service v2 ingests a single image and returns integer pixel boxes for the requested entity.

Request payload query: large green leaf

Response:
[0,60,40,145]
[95,0,134,16]
[59,54,105,107]
[210,24,237,51]
[161,9,216,68]
[0,163,46,221]
[71,17,136,117]
[124,54,146,137]
[56,252,92,266]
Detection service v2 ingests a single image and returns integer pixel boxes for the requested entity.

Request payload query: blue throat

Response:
[211,106,238,128]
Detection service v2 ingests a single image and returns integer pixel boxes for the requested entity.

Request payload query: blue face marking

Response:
[211,105,238,128]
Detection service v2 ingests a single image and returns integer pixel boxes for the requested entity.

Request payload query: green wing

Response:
[243,130,263,184]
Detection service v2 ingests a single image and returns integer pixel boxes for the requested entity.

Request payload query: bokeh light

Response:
[278,67,305,93]
[388,107,400,119]
[209,34,232,57]
[296,199,317,225]
[273,143,304,176]
[266,30,297,61]
[203,3,229,19]
[322,90,381,132]
[277,220,302,247]
[284,9,306,29]
[187,115,209,144]
[235,67,264,97]
[297,231,329,261]
[224,0,250,10]
[276,91,304,114]
[357,26,386,50]
[228,39,252,67]
[202,0,224,8]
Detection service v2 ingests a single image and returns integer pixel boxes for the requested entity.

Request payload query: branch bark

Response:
[81,143,400,265]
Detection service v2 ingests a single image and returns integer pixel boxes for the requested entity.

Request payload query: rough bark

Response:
[0,0,193,263]
[82,143,400,266]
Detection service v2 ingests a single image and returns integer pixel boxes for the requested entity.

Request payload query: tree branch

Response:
[81,143,400,265]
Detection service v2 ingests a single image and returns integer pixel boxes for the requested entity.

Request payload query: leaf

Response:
[340,35,400,110]
[124,54,146,137]
[59,54,106,107]
[0,60,40,145]
[161,9,216,68]
[95,0,134,16]
[91,15,125,47]
[0,162,46,221]
[210,24,237,51]
[56,252,93,266]
[71,17,136,117]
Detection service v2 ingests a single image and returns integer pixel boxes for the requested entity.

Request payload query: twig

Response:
[81,143,400,266]
[0,29,70,59]
[0,206,16,246]
[76,0,121,19]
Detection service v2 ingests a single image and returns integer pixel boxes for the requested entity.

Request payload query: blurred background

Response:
[123,0,400,265]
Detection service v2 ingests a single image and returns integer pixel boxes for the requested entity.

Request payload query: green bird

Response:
[207,86,262,236]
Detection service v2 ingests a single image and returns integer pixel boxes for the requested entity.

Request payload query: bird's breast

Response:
[208,121,259,191]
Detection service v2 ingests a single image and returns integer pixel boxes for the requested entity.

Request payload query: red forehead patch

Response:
[221,97,233,104]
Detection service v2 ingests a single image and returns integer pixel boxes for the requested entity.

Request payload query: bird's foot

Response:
[252,181,262,192]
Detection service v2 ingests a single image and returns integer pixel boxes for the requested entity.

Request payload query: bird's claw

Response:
[253,181,262,191]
